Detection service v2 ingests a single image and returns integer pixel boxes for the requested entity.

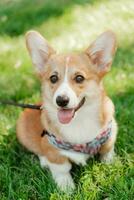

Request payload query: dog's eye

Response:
[50,75,59,84]
[75,75,85,83]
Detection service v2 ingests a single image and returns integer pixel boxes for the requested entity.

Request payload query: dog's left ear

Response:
[85,31,117,76]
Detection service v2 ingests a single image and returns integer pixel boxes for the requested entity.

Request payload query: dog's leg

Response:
[39,156,75,191]
[100,146,115,163]
[99,119,117,164]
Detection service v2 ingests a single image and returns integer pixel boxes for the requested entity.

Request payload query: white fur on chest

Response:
[59,102,101,164]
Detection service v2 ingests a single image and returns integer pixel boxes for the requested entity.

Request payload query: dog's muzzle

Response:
[57,97,86,124]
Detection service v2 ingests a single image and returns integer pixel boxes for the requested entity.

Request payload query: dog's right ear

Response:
[26,31,55,75]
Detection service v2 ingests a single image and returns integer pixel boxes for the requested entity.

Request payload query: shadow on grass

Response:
[0,0,94,36]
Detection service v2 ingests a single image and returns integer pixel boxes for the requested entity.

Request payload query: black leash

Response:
[0,100,41,110]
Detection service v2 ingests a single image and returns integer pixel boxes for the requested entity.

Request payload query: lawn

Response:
[0,0,134,199]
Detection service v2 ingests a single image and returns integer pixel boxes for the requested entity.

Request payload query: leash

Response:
[0,97,86,111]
[0,100,41,110]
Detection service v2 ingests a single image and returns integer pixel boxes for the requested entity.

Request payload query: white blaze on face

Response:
[53,56,79,124]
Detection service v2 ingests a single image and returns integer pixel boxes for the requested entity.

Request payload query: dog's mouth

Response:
[57,97,85,124]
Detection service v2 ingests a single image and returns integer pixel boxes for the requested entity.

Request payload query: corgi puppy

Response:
[17,30,117,191]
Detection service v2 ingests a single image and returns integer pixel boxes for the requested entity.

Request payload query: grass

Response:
[0,0,134,199]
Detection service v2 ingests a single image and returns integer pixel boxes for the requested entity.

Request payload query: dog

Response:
[17,30,118,191]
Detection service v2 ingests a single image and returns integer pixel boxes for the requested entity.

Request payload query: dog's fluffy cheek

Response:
[84,80,101,100]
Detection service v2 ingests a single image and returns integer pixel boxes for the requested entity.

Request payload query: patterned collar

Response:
[41,121,112,155]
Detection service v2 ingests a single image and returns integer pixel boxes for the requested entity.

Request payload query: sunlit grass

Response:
[0,0,134,199]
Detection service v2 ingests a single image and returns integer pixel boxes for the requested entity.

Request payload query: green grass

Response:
[0,0,134,199]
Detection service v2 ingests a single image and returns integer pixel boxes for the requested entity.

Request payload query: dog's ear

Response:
[85,31,116,76]
[26,31,55,75]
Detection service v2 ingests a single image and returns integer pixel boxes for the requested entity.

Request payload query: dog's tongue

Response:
[58,109,75,124]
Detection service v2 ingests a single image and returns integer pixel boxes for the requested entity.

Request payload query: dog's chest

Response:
[58,105,101,164]
[59,120,100,165]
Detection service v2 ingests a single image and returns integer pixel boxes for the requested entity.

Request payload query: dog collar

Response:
[42,121,112,155]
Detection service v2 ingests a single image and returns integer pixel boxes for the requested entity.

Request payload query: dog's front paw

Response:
[55,173,75,191]
[100,149,115,164]
[39,155,48,168]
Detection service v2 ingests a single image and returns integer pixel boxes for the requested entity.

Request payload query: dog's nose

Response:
[56,95,69,107]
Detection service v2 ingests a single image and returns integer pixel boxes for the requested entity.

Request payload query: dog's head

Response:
[26,31,116,124]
